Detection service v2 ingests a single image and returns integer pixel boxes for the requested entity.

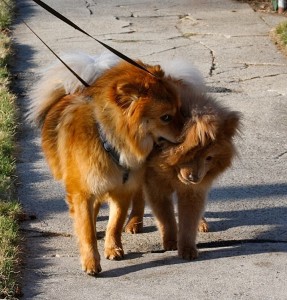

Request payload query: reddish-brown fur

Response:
[126,91,241,260]
[34,61,185,275]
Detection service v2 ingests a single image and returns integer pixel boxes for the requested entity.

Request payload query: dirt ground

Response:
[244,0,287,57]
[239,0,287,16]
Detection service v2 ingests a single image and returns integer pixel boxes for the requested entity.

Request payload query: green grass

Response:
[0,202,22,299]
[0,0,23,298]
[0,1,14,29]
[276,21,287,46]
[271,20,287,57]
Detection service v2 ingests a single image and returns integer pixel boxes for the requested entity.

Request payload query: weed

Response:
[0,0,23,298]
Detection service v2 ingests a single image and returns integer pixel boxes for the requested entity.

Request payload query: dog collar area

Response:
[96,122,130,184]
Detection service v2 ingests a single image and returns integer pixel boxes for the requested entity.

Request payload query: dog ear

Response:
[195,114,219,145]
[184,114,219,147]
[165,114,218,165]
[115,82,140,109]
[222,111,242,138]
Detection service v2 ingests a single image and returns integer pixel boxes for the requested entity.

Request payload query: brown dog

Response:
[28,52,184,275]
[126,89,241,260]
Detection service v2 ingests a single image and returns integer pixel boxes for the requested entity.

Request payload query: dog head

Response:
[88,61,185,165]
[102,62,185,156]
[163,108,241,185]
[121,83,184,143]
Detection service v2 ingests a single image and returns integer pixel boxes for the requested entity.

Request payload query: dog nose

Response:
[188,173,199,183]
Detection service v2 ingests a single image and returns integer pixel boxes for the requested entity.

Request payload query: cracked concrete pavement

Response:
[11,0,287,299]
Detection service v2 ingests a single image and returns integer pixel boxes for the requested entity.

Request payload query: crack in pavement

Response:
[275,151,287,160]
[239,62,287,68]
[21,228,106,240]
[21,228,72,238]
[199,41,216,76]
[259,15,274,28]
[84,0,93,15]
[230,72,287,82]
[176,31,268,38]
[141,44,191,57]
[110,39,152,43]
[174,17,217,77]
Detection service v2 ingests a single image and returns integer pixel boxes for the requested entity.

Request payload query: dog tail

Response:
[27,52,120,126]
[161,59,206,93]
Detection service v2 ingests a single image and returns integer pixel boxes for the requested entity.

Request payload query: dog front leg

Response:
[104,195,131,260]
[71,192,101,275]
[177,189,206,260]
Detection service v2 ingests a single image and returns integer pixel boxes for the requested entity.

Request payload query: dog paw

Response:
[163,240,177,251]
[104,247,124,260]
[125,220,143,234]
[81,255,102,276]
[178,246,199,260]
[198,218,209,233]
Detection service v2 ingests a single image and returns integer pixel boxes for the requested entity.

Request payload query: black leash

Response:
[22,21,91,88]
[2,0,156,84]
[31,0,156,78]
[1,0,90,87]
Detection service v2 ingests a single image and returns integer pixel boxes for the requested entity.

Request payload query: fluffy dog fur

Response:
[28,52,188,275]
[126,85,241,260]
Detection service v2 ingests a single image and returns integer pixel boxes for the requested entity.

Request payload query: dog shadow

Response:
[99,182,287,277]
[100,253,184,278]
[100,240,287,278]
[207,183,287,233]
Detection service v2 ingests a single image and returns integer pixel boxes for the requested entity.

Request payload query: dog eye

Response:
[160,114,173,123]
[206,156,213,161]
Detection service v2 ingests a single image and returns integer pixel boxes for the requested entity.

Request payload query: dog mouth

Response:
[177,172,201,185]
[157,137,168,146]
[157,136,179,146]
[177,173,192,185]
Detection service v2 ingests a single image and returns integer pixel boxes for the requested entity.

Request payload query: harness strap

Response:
[97,123,130,184]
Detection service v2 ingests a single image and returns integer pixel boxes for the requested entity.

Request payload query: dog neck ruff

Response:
[96,123,130,184]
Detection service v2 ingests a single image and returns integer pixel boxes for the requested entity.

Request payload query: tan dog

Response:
[28,52,184,275]
[126,89,241,260]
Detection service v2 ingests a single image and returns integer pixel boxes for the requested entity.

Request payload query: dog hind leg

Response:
[70,192,101,275]
[104,194,131,260]
[125,188,145,234]
[198,217,209,233]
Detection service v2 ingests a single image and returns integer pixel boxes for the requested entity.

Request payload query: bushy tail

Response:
[161,59,206,93]
[27,52,120,126]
